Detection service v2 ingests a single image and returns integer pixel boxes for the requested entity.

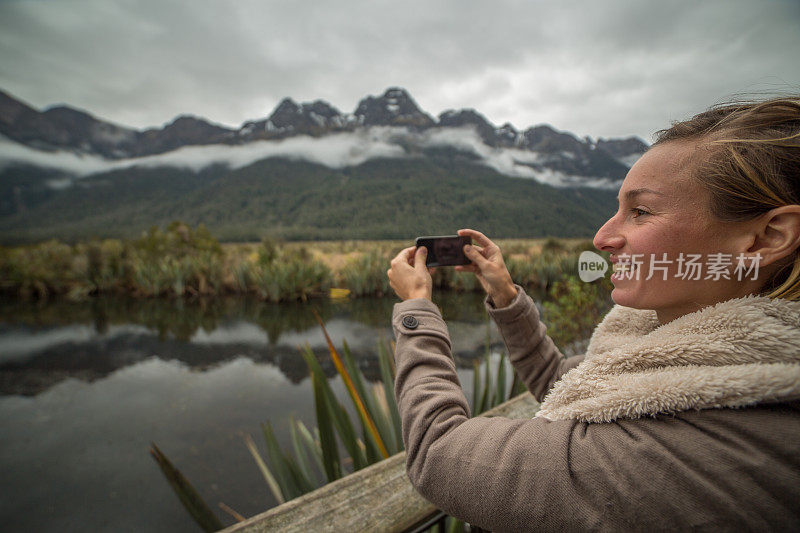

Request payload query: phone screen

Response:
[415,235,472,267]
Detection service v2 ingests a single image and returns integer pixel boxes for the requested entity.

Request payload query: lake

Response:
[0,292,517,532]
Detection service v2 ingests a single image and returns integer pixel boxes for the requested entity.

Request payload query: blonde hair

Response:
[653,95,800,300]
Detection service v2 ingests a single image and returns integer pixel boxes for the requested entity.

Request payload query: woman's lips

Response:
[611,260,638,279]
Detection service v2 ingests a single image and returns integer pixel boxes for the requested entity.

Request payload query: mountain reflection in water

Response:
[0,293,512,532]
[0,293,504,396]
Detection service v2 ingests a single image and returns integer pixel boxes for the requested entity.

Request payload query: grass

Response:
[150,272,613,531]
[2,221,611,529]
[0,221,595,303]
[151,323,530,531]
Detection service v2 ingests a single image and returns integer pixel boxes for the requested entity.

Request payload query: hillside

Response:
[0,87,639,243]
[0,151,617,243]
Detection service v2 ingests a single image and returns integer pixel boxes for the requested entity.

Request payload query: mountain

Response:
[595,137,650,167]
[0,90,138,158]
[0,89,239,158]
[137,115,235,155]
[0,87,648,243]
[0,86,647,163]
[238,98,352,140]
[353,87,436,128]
[0,155,619,244]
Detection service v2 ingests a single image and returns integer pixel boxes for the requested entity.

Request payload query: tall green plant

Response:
[149,443,224,532]
[237,240,332,302]
[542,275,613,352]
[153,320,526,531]
[339,250,393,296]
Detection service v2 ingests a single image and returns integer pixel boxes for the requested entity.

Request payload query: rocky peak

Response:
[42,105,95,123]
[44,106,138,156]
[521,124,584,153]
[495,122,520,147]
[595,137,649,158]
[0,93,67,149]
[301,100,341,120]
[129,115,230,157]
[160,115,233,138]
[300,100,346,128]
[0,100,138,157]
[239,97,347,137]
[0,89,36,127]
[43,106,131,140]
[0,86,647,180]
[437,108,496,144]
[268,98,302,129]
[354,87,435,128]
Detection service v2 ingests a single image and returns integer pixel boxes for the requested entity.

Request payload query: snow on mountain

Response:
[0,87,648,189]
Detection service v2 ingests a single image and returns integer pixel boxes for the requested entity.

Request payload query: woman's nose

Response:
[593,215,625,252]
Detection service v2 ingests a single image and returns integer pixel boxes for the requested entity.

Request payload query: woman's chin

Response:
[610,288,641,309]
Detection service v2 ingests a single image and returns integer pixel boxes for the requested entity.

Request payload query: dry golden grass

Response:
[222,238,589,270]
[2,234,587,300]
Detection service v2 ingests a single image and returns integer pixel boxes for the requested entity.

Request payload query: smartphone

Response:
[415,235,472,267]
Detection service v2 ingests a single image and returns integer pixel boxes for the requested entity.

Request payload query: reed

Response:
[239,259,332,302]
[1,223,600,305]
[152,317,529,531]
[338,250,393,297]
[431,266,481,292]
[0,239,90,299]
[0,223,334,302]
[542,275,614,354]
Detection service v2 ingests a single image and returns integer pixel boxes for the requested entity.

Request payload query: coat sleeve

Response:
[484,285,584,402]
[391,298,800,532]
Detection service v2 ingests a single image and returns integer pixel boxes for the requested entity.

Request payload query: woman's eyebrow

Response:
[618,188,667,202]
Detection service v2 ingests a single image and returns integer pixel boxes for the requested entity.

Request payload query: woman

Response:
[387,96,800,531]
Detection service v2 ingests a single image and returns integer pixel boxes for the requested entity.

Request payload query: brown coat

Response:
[391,288,800,532]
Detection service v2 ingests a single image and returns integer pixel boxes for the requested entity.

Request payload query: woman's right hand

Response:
[455,229,518,308]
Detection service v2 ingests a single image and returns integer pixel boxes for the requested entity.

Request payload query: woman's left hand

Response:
[387,246,434,300]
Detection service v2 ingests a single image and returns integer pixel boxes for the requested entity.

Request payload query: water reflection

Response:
[0,292,512,531]
[0,292,506,396]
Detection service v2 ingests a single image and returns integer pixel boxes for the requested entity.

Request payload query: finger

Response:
[475,232,500,256]
[470,244,491,261]
[454,264,479,273]
[414,246,428,272]
[458,228,493,249]
[391,246,416,265]
[463,244,490,268]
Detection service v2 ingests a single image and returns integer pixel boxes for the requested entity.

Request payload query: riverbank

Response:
[0,221,596,302]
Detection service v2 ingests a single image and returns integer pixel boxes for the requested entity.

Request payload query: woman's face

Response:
[593,141,761,323]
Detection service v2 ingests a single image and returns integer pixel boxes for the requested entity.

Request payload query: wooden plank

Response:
[222,392,540,532]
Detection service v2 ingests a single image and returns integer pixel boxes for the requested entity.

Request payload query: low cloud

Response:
[418,128,620,187]
[0,324,152,364]
[0,127,620,188]
[0,137,113,176]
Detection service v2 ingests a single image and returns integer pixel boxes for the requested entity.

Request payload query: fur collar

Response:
[535,295,800,423]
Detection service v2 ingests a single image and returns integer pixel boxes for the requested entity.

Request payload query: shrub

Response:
[339,250,392,297]
[542,275,613,354]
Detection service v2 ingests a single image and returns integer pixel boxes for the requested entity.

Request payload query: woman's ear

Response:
[747,205,800,267]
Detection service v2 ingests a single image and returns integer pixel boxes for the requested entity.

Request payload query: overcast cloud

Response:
[1,126,620,188]
[0,0,798,142]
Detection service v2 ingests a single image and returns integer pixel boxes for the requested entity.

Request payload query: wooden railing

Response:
[221,392,540,533]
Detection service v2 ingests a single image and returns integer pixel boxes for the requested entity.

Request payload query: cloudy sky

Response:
[1,0,798,142]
